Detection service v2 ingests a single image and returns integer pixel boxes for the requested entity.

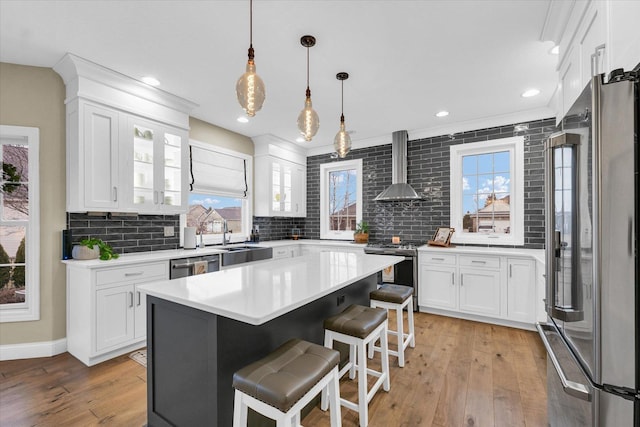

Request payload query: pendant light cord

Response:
[306,47,310,91]
[340,80,345,122]
[248,0,254,59]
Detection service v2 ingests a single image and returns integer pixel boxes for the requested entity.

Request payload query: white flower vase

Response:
[72,244,100,260]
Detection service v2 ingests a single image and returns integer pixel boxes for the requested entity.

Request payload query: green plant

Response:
[354,220,370,234]
[80,238,119,261]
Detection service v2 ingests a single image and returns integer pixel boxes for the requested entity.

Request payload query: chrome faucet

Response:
[222,220,230,246]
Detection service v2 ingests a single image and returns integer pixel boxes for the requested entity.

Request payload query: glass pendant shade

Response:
[334,118,351,158]
[236,58,265,117]
[297,94,319,141]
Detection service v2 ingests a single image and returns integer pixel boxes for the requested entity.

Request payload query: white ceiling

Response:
[0,0,559,152]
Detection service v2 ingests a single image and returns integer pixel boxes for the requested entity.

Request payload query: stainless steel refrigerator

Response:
[537,66,639,426]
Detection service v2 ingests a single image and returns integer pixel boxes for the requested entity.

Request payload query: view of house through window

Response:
[186,193,244,239]
[329,169,357,231]
[461,150,511,235]
[0,141,29,305]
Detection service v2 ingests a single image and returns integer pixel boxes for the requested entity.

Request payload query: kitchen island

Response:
[138,250,403,427]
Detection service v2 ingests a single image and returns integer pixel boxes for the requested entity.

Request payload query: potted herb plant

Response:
[353,220,370,244]
[72,238,119,261]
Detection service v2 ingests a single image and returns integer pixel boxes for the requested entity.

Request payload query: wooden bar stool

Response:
[232,338,342,427]
[368,284,415,367]
[322,305,390,427]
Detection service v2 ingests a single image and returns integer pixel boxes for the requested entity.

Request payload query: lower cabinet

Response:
[418,250,538,329]
[67,261,168,366]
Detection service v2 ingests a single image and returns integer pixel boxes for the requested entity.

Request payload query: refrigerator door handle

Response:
[536,323,592,402]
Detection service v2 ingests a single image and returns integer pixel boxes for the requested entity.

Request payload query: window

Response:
[450,136,524,246]
[320,159,363,240]
[180,141,252,246]
[0,125,39,322]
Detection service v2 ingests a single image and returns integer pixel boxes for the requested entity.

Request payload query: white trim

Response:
[0,125,40,322]
[449,136,525,246]
[0,338,67,361]
[320,159,363,240]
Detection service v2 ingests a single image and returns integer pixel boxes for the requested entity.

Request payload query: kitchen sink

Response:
[221,246,272,267]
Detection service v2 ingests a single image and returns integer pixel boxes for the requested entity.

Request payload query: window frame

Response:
[180,141,252,247]
[0,125,40,323]
[320,159,363,240]
[449,136,524,246]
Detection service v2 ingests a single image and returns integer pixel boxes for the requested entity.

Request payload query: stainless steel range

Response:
[364,241,419,311]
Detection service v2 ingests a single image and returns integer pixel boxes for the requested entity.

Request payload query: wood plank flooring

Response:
[0,312,547,426]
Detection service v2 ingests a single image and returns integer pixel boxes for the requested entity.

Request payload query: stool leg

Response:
[321,331,333,411]
[396,305,405,367]
[408,298,416,347]
[367,301,378,360]
[328,367,342,427]
[233,389,248,427]
[380,321,391,392]
[349,343,357,380]
[291,411,301,427]
[357,340,368,427]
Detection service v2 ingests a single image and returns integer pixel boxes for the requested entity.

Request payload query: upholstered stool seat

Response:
[322,305,390,427]
[233,338,342,427]
[369,284,415,367]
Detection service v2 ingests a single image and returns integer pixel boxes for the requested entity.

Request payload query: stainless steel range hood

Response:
[374,130,423,201]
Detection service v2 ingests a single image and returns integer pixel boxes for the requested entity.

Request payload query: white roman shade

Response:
[190,143,248,198]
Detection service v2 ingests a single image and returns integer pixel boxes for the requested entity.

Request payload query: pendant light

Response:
[236,0,265,117]
[297,35,319,141]
[334,72,351,158]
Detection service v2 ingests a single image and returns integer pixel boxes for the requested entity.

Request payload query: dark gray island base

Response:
[146,272,378,427]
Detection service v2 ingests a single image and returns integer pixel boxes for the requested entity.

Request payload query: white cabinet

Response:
[128,117,188,213]
[255,156,306,217]
[419,264,457,310]
[253,135,307,218]
[507,258,536,323]
[54,53,195,213]
[66,261,168,366]
[418,249,538,329]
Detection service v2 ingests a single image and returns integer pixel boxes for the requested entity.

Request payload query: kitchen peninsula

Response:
[138,250,403,427]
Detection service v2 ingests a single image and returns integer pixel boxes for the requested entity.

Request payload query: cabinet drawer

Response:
[459,255,500,269]
[420,253,456,265]
[96,262,168,286]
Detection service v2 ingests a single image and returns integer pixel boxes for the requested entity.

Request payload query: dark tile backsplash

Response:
[67,118,554,254]
[67,212,180,254]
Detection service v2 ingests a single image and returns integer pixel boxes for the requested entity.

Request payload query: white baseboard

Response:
[0,338,67,361]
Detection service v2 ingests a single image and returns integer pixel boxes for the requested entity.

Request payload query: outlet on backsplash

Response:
[164,226,175,237]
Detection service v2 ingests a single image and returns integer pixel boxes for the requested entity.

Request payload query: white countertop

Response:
[62,239,366,268]
[138,251,403,325]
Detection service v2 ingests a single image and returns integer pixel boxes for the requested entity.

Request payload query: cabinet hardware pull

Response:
[433,257,445,261]
[125,272,144,277]
[136,291,141,306]
[129,291,134,308]
[461,275,464,286]
[113,186,118,202]
[510,265,513,277]
[471,260,486,264]
[451,272,454,285]
[160,191,165,204]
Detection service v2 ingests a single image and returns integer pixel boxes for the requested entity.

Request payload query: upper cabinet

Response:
[253,135,307,218]
[549,0,640,121]
[54,53,196,213]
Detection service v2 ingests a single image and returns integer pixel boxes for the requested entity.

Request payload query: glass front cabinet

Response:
[129,117,187,213]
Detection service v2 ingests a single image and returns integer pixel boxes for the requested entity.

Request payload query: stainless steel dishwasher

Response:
[170,254,220,279]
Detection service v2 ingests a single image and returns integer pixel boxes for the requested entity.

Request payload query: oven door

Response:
[378,256,418,311]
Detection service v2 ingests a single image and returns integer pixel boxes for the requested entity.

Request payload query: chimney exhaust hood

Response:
[374,130,423,201]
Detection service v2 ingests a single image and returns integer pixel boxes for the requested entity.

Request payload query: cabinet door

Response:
[157,127,187,213]
[134,284,147,339]
[459,268,501,316]
[131,119,157,211]
[419,264,457,310]
[83,104,120,210]
[507,258,535,323]
[96,285,134,351]
[291,163,306,217]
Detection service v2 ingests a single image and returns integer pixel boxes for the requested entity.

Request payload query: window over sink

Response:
[450,136,524,246]
[180,141,252,246]
[320,159,363,240]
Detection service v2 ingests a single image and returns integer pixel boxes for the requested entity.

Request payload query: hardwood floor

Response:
[0,313,547,426]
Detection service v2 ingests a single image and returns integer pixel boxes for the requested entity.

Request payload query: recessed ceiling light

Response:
[237,116,249,123]
[141,76,160,86]
[521,89,540,98]
[435,110,449,117]
[549,45,559,55]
